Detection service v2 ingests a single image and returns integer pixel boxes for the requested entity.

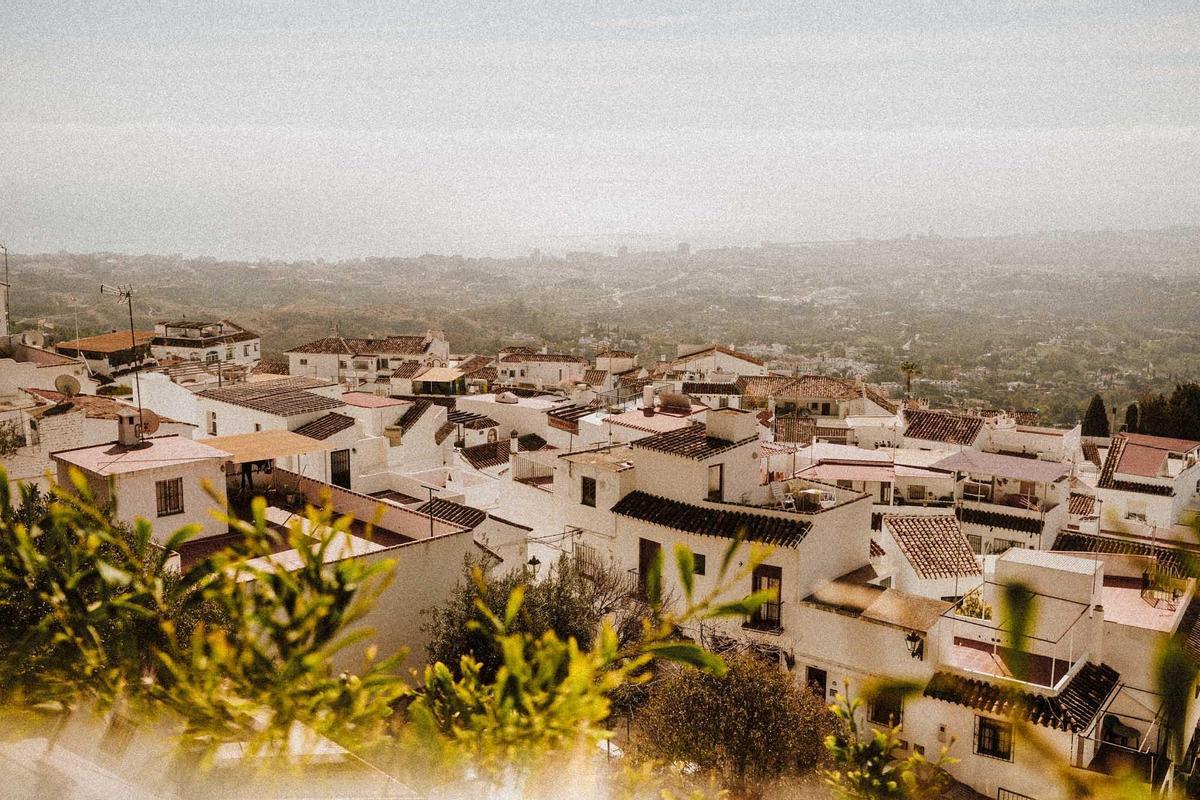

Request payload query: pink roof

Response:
[52,436,230,477]
[341,391,408,408]
[1116,433,1200,478]
[604,407,702,434]
[795,462,894,483]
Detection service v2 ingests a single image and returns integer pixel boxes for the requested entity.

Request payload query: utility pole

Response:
[0,243,9,334]
[100,284,145,424]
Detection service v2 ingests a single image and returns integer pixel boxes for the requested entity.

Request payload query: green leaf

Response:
[705,588,776,619]
[504,584,525,628]
[719,529,746,579]
[674,544,694,600]
[646,547,664,608]
[644,641,727,675]
[96,559,132,586]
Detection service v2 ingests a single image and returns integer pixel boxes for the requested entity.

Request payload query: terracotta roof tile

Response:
[55,330,156,354]
[198,377,344,416]
[884,515,982,579]
[612,490,810,548]
[904,409,985,446]
[1068,492,1097,516]
[414,497,487,530]
[631,423,756,460]
[397,400,432,432]
[923,662,1119,732]
[292,412,356,440]
[1051,531,1200,578]
[1097,435,1176,495]
[682,381,742,395]
[287,335,429,356]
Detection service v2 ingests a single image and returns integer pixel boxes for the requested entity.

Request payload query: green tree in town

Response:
[1167,382,1200,441]
[1123,402,1140,434]
[1137,392,1172,437]
[636,652,839,800]
[898,361,921,396]
[1082,393,1110,437]
[423,553,657,682]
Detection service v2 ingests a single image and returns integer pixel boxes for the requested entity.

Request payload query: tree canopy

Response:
[1082,393,1110,437]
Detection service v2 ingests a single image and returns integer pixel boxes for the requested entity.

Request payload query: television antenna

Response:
[100,284,146,427]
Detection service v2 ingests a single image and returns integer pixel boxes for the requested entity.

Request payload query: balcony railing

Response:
[743,601,784,634]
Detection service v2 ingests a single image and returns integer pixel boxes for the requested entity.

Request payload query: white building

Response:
[151,319,261,367]
[286,331,450,387]
[53,411,230,542]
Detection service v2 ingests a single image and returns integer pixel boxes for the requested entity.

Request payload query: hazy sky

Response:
[2,1,1198,258]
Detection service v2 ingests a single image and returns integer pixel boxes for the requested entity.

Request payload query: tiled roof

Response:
[286,335,429,356]
[1051,531,1200,578]
[582,369,608,386]
[1081,442,1102,468]
[447,409,499,429]
[870,539,885,558]
[391,361,426,379]
[1068,493,1097,516]
[1097,435,1175,495]
[1179,596,1200,663]
[955,505,1042,536]
[736,375,794,399]
[292,412,356,440]
[735,374,897,413]
[397,400,432,432]
[682,382,742,395]
[672,345,765,367]
[884,515,982,580]
[460,434,547,470]
[612,490,810,548]
[55,330,156,354]
[1013,410,1041,426]
[631,423,756,460]
[499,352,586,364]
[251,359,289,376]
[434,421,456,445]
[414,497,487,530]
[923,662,1119,732]
[456,355,493,373]
[198,377,344,416]
[469,366,497,381]
[903,410,985,445]
[24,389,183,424]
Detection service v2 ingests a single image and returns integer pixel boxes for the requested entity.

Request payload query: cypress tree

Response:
[1123,403,1139,434]
[1081,394,1109,437]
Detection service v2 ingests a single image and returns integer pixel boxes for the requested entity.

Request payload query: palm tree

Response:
[899,360,921,396]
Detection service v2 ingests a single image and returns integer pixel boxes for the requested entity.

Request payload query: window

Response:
[244,345,251,357]
[225,346,234,359]
[719,396,729,408]
[693,553,706,575]
[299,358,308,366]
[156,478,184,517]
[868,688,903,726]
[205,352,219,363]
[837,479,853,490]
[907,484,926,501]
[637,538,661,599]
[821,402,832,415]
[975,716,1013,761]
[1018,480,1037,498]
[254,423,262,432]
[581,476,597,507]
[339,360,348,369]
[748,564,782,630]
[707,463,724,502]
[377,358,388,369]
[967,534,983,554]
[207,410,217,436]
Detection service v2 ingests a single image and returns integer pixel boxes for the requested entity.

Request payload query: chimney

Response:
[509,430,519,454]
[643,384,655,416]
[705,408,758,442]
[116,408,139,447]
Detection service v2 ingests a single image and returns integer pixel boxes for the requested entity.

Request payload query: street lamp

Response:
[904,631,924,660]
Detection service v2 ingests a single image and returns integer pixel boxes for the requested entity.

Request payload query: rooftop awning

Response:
[930,450,1070,483]
[205,429,336,464]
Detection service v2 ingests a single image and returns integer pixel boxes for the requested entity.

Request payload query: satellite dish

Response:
[54,374,81,398]
[137,408,161,436]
